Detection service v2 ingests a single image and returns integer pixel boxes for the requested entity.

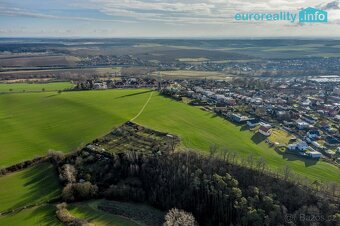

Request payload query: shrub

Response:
[56,202,90,226]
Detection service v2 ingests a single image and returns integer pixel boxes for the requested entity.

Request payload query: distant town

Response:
[78,55,340,77]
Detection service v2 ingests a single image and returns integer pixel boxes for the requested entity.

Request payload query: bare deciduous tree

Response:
[164,208,197,226]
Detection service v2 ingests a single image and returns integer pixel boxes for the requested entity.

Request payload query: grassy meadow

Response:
[0,163,61,213]
[69,202,138,226]
[0,89,149,167]
[0,89,339,182]
[0,82,73,93]
[68,200,164,226]
[0,205,62,226]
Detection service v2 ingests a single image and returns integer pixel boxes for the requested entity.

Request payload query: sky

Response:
[0,0,340,38]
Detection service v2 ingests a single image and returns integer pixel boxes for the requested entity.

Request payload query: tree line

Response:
[51,147,339,226]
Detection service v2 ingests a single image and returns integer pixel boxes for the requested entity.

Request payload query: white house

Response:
[301,99,311,106]
[288,141,309,152]
[93,82,107,89]
[295,120,310,130]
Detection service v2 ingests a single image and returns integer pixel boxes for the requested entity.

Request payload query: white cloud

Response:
[0,6,135,23]
[79,0,340,25]
[0,0,339,37]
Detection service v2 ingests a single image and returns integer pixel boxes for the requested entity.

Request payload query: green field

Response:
[0,163,61,213]
[69,201,138,226]
[0,205,62,226]
[69,200,164,226]
[0,89,148,167]
[0,89,339,182]
[0,82,73,93]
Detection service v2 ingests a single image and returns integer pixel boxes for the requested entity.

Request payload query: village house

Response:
[325,136,340,147]
[311,141,323,150]
[93,82,108,89]
[229,113,251,123]
[247,118,260,127]
[295,119,311,130]
[307,129,321,140]
[309,151,322,159]
[301,114,317,124]
[258,125,272,136]
[288,141,309,152]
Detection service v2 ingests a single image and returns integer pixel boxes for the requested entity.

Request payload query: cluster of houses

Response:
[227,113,273,136]
[287,141,322,159]
[74,77,162,90]
[160,77,340,161]
[73,75,339,162]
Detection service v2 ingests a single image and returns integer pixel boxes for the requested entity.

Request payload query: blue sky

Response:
[0,0,339,38]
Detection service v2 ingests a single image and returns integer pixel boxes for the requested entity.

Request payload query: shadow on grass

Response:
[29,205,61,226]
[274,148,318,167]
[251,132,266,144]
[240,125,249,131]
[9,163,61,211]
[45,94,59,98]
[0,205,60,226]
[115,90,153,99]
[210,114,218,118]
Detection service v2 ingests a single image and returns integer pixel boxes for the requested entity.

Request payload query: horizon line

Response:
[0,36,340,40]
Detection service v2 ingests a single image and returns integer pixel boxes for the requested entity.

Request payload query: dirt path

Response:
[130,91,153,122]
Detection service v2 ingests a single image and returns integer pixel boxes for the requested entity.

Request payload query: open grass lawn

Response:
[0,205,62,226]
[69,200,163,226]
[0,163,61,213]
[0,82,73,93]
[268,129,294,146]
[0,89,339,182]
